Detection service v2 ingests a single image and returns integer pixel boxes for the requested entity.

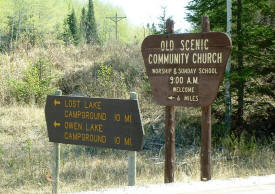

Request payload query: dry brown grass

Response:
[0,106,275,194]
[0,41,274,193]
[0,41,146,105]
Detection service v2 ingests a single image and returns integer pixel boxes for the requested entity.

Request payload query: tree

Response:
[0,0,70,50]
[235,0,244,133]
[225,0,232,135]
[157,7,172,34]
[62,8,80,45]
[0,0,136,48]
[85,0,98,44]
[186,0,275,137]
[147,7,172,35]
[80,7,87,41]
[67,9,79,44]
[6,0,31,50]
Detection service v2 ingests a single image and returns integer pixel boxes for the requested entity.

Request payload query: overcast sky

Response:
[98,0,192,32]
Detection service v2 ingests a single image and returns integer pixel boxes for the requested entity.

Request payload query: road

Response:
[68,174,275,194]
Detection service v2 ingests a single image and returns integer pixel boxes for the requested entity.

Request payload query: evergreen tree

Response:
[63,9,79,45]
[146,23,158,35]
[80,7,87,41]
[186,0,275,137]
[67,9,79,44]
[86,0,98,44]
[157,7,172,34]
[148,7,172,35]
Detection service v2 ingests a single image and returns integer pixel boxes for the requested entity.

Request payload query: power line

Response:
[106,12,126,40]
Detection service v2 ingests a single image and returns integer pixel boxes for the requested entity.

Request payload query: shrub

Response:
[94,63,127,98]
[8,57,55,104]
[221,132,257,159]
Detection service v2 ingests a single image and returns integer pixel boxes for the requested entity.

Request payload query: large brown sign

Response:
[45,95,144,151]
[141,32,232,106]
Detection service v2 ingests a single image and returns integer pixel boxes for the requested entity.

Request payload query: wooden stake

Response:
[53,90,61,194]
[128,92,137,186]
[165,105,175,183]
[164,19,175,183]
[201,16,212,181]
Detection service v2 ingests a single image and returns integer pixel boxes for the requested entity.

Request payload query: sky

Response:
[98,0,192,32]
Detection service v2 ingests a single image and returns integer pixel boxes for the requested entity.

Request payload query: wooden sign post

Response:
[52,90,61,194]
[164,19,175,183]
[201,16,211,181]
[46,92,144,193]
[128,92,138,186]
[141,17,232,182]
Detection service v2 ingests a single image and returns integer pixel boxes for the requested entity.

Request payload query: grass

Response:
[0,41,274,193]
[0,105,274,194]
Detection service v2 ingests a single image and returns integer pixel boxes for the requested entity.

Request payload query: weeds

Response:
[0,106,274,193]
[0,41,274,193]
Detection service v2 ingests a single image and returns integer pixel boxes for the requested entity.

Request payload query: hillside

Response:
[0,0,274,193]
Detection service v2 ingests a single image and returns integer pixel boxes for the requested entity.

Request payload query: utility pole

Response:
[106,12,126,41]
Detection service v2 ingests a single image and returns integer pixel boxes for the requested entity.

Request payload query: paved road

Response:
[185,182,275,194]
[69,174,275,194]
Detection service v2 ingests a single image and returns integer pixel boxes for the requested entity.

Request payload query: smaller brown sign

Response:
[141,32,232,106]
[45,95,144,151]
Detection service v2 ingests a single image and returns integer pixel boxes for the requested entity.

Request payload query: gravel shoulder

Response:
[68,174,275,194]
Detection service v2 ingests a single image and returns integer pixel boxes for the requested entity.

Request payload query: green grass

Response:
[0,105,275,194]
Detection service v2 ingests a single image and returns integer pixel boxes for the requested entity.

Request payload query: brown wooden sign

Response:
[141,32,232,106]
[45,95,144,151]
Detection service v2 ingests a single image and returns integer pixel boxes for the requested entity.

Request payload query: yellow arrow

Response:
[54,99,61,106]
[168,96,175,100]
[53,121,61,128]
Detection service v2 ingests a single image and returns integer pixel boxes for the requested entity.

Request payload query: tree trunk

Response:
[16,10,22,43]
[225,0,232,135]
[236,0,244,135]
[10,16,15,50]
